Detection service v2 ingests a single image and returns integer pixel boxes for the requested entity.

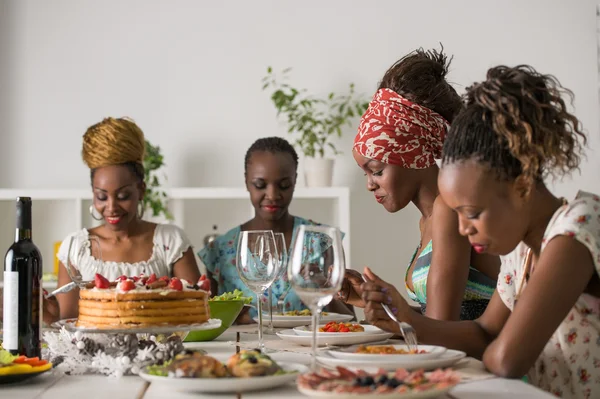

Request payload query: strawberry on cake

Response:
[76,273,211,328]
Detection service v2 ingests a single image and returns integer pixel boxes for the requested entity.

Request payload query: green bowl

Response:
[184,300,245,342]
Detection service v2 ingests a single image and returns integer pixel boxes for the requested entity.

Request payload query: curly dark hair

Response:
[244,136,299,176]
[378,45,462,122]
[442,65,587,192]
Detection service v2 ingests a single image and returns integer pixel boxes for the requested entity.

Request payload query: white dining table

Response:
[2,326,555,399]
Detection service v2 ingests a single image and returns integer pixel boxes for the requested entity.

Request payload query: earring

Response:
[137,202,145,220]
[89,205,103,221]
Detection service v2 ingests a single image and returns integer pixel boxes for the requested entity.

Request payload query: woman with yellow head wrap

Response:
[46,117,201,323]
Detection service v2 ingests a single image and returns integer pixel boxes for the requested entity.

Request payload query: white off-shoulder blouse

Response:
[56,223,192,281]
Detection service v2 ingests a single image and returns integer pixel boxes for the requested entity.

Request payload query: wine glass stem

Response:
[310,308,321,371]
[268,286,274,332]
[257,291,264,350]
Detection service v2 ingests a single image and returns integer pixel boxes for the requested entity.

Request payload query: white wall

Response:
[0,0,598,300]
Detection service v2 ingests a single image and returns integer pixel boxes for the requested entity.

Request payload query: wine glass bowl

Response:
[236,230,279,350]
[288,225,345,370]
[267,232,288,332]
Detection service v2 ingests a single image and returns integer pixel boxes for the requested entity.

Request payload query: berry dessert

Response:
[297,366,460,395]
[76,273,211,328]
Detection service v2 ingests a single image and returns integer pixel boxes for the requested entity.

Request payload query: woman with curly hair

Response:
[361,65,600,397]
[342,47,500,321]
[44,117,201,324]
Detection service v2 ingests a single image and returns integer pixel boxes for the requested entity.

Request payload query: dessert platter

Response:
[253,310,354,328]
[139,349,308,393]
[297,366,460,398]
[276,323,394,346]
[316,344,466,371]
[57,273,221,334]
[44,273,223,377]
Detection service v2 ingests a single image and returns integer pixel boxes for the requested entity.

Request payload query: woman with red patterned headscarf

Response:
[338,48,500,321]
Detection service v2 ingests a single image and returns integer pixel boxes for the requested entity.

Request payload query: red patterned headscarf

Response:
[353,88,449,169]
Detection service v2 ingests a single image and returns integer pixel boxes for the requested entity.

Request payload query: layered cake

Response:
[76,273,211,328]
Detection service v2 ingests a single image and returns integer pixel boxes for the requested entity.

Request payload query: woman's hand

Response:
[337,268,368,308]
[361,267,414,333]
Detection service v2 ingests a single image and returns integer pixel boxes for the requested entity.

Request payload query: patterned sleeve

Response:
[542,191,600,273]
[496,242,527,311]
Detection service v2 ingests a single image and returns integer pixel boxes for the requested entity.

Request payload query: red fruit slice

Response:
[120,280,136,291]
[197,279,210,292]
[168,278,183,291]
[159,276,170,283]
[146,274,157,284]
[94,273,110,289]
[115,275,128,282]
[199,274,207,282]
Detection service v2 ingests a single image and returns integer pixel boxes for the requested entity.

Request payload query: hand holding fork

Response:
[360,267,418,351]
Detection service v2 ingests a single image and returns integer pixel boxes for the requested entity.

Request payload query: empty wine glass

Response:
[288,225,345,370]
[236,230,279,351]
[267,232,288,333]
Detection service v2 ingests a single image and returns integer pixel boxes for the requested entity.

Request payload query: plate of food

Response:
[139,349,308,393]
[276,328,394,347]
[253,311,354,328]
[293,323,385,337]
[326,344,447,362]
[0,350,53,385]
[316,349,467,371]
[297,366,460,398]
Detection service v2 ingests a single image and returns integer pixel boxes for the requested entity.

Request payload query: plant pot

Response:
[304,157,334,187]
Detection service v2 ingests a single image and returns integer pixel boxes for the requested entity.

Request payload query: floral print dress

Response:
[198,217,343,318]
[498,191,600,398]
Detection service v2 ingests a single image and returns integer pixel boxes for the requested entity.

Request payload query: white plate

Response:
[253,312,354,328]
[316,348,466,371]
[54,318,222,335]
[297,385,455,399]
[139,361,308,393]
[326,344,447,362]
[277,329,394,347]
[293,324,386,337]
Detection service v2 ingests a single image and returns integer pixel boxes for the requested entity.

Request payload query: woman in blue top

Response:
[199,137,353,324]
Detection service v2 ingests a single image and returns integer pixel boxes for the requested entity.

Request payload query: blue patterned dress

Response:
[198,217,343,317]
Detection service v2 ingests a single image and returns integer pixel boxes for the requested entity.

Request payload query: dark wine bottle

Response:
[3,197,43,357]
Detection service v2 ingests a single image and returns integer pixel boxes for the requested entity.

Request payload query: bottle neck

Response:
[15,198,33,242]
[15,228,32,242]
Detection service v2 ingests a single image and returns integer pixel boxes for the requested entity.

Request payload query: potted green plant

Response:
[262,67,369,187]
[143,140,173,221]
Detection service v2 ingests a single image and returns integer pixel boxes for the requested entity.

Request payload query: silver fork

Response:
[361,275,418,351]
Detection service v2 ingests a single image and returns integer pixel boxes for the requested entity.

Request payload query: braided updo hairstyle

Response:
[378,45,462,123]
[442,65,587,194]
[82,117,146,183]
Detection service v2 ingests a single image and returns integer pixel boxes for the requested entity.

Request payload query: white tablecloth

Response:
[2,328,555,399]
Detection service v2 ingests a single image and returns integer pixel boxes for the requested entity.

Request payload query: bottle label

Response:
[3,271,19,350]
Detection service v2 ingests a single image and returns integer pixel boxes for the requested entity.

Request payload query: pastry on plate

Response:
[226,350,282,377]
[166,351,228,378]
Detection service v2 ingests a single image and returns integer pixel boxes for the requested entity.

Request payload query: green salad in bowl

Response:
[184,290,252,342]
